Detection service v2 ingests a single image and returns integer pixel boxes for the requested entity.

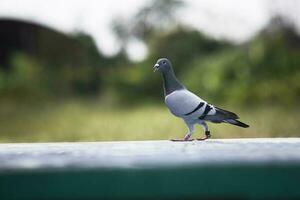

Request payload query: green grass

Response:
[0,99,299,142]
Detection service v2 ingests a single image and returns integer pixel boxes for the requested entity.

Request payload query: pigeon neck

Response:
[162,70,185,96]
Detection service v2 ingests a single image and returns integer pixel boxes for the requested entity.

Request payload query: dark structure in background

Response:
[0,19,35,69]
[0,18,107,95]
[0,19,85,69]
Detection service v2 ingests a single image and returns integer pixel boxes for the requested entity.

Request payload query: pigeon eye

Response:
[162,61,166,65]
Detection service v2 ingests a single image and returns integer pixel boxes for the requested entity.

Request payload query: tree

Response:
[111,0,184,57]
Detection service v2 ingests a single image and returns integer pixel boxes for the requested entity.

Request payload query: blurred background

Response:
[0,0,299,142]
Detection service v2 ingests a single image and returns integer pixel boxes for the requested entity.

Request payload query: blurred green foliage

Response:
[109,23,300,106]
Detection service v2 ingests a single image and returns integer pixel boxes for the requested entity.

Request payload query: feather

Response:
[224,119,250,128]
[215,107,239,119]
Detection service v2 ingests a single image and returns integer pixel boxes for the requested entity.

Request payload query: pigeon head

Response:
[153,58,173,73]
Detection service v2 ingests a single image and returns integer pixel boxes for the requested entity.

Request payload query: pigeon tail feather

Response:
[224,119,249,128]
[215,107,239,119]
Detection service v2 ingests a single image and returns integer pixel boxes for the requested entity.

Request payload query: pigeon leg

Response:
[171,123,194,142]
[197,122,211,141]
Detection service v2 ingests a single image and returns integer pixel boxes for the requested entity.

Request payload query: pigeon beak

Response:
[153,63,160,72]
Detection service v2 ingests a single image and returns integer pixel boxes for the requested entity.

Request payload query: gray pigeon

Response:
[153,58,249,141]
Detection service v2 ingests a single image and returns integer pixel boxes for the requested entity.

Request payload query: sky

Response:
[0,0,299,61]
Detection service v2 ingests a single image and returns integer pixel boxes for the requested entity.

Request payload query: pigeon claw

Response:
[196,136,209,141]
[197,131,211,141]
[170,138,194,142]
[171,133,194,142]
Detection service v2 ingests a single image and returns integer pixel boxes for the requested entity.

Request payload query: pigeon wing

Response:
[165,90,206,116]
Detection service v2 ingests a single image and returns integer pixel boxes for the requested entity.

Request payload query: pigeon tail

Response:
[215,107,239,119]
[224,119,249,128]
[206,107,249,128]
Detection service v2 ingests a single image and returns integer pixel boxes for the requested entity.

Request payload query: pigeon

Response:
[153,58,249,141]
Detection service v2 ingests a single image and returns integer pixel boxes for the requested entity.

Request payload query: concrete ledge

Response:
[0,138,300,199]
[0,138,300,170]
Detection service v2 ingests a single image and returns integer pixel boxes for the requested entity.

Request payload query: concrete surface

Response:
[0,138,300,171]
